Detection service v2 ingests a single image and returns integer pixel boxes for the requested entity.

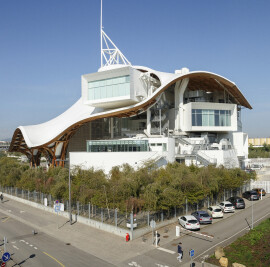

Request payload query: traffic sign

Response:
[150,220,156,228]
[54,205,60,212]
[2,252,11,262]
[189,249,195,257]
[1,262,6,267]
[56,200,59,204]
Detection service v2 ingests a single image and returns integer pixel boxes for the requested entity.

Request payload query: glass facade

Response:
[87,140,149,152]
[192,109,231,127]
[88,75,130,100]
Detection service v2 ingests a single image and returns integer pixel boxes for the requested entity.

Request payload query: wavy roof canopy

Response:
[9,67,252,160]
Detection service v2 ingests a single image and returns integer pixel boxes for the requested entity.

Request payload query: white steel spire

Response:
[100,0,131,68]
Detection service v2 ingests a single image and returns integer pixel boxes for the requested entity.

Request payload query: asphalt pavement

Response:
[0,193,269,267]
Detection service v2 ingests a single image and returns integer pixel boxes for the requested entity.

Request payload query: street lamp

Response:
[56,154,72,225]
[251,197,254,230]
[68,152,72,225]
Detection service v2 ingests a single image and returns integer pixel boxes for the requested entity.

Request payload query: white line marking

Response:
[25,242,29,245]
[128,262,141,267]
[20,240,25,243]
[29,244,33,247]
[194,212,270,260]
[20,210,25,213]
[11,241,16,244]
[12,245,19,250]
[181,227,214,238]
[34,247,37,250]
[157,247,176,254]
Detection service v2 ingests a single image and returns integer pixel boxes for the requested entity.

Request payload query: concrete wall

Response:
[70,151,166,174]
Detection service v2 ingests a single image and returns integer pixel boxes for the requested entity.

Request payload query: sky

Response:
[0,0,270,140]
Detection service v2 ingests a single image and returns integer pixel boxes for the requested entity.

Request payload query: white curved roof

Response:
[10,66,251,150]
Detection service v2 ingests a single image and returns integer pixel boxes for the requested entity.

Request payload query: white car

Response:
[207,206,224,218]
[178,215,200,230]
[218,201,235,213]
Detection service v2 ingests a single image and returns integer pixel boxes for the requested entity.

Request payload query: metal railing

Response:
[0,184,250,231]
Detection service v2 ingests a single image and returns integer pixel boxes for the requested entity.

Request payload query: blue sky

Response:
[0,0,270,140]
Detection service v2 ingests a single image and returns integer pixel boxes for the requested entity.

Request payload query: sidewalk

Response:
[0,196,159,266]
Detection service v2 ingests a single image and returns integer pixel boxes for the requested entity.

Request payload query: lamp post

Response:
[69,152,72,225]
[251,197,254,230]
[56,155,72,225]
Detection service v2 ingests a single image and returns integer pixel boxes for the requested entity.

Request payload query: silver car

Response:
[178,215,200,230]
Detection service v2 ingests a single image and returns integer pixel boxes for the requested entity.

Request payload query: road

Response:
[0,210,113,267]
[0,195,269,267]
[120,196,270,267]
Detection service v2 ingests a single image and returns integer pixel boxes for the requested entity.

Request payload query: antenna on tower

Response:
[100,0,131,69]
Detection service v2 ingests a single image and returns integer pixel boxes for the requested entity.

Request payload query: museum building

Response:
[9,14,252,173]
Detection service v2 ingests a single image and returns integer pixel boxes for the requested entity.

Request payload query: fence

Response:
[0,183,251,232]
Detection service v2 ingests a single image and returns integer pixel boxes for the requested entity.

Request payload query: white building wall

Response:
[70,151,169,174]
[70,137,175,174]
[231,132,249,158]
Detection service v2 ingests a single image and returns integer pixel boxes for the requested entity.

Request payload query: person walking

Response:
[0,193,3,203]
[177,242,183,262]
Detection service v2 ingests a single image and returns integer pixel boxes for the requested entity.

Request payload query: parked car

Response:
[207,206,223,218]
[242,190,260,201]
[191,211,212,224]
[218,201,235,213]
[178,215,200,230]
[250,164,263,170]
[226,196,245,209]
[252,188,266,196]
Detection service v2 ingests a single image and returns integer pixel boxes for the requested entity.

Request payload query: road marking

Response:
[180,227,214,239]
[20,210,25,213]
[7,210,12,213]
[25,242,29,245]
[11,241,16,244]
[157,247,176,254]
[155,264,169,267]
[12,245,19,250]
[128,261,142,267]
[29,244,33,247]
[43,252,65,267]
[34,247,37,250]
[2,217,10,223]
[194,211,270,261]
[20,240,25,242]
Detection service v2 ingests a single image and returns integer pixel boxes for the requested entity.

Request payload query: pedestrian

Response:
[153,231,160,245]
[0,193,3,203]
[177,242,183,262]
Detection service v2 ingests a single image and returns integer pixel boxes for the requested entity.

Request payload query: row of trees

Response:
[0,152,255,213]
[249,143,270,158]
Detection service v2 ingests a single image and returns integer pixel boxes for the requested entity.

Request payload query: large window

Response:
[192,109,231,126]
[88,75,130,100]
[87,140,148,152]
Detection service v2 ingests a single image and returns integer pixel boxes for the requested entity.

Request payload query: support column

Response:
[174,81,181,132]
[179,78,189,131]
[147,109,151,135]
[110,118,114,139]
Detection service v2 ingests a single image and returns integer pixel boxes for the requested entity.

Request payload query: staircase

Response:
[177,137,216,167]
